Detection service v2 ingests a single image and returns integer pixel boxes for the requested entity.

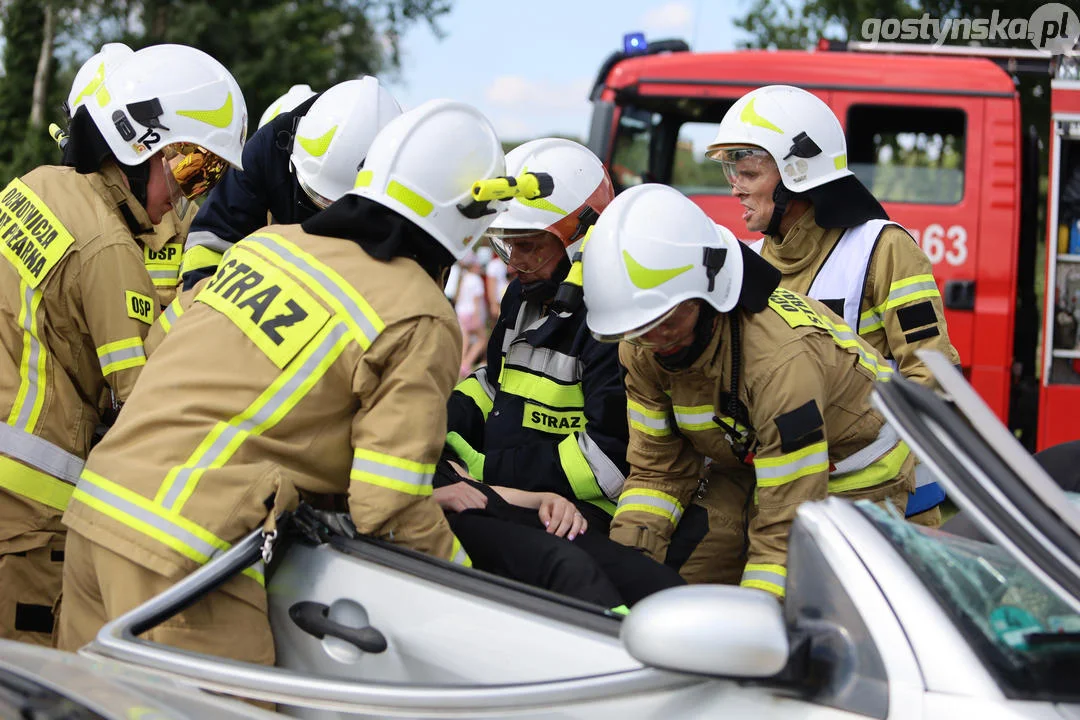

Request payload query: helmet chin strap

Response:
[521,254,572,305]
[764,181,795,237]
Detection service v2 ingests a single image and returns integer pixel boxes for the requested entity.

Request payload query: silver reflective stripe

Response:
[831,424,900,475]
[162,301,181,329]
[246,235,381,345]
[504,344,580,385]
[185,230,233,254]
[742,568,786,591]
[473,366,495,399]
[618,492,683,524]
[914,463,936,488]
[98,344,146,369]
[673,408,714,428]
[628,407,669,433]
[450,542,469,566]
[0,423,82,484]
[77,476,222,560]
[579,432,624,500]
[148,269,178,281]
[890,279,939,304]
[161,323,349,510]
[14,284,41,430]
[754,446,830,483]
[822,317,894,381]
[351,455,433,490]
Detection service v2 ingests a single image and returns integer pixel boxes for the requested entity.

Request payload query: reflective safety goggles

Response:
[706,146,773,189]
[591,303,684,346]
[161,143,229,204]
[485,228,562,274]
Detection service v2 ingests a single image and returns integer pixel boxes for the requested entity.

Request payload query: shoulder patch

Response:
[774,399,825,454]
[125,290,156,325]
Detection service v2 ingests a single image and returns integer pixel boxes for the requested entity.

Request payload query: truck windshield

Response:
[859,501,1080,700]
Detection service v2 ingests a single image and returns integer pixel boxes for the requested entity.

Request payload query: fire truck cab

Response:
[586,40,1073,449]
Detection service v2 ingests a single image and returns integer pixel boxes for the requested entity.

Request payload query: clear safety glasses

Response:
[706,146,773,190]
[591,303,684,346]
[161,143,229,207]
[485,229,562,274]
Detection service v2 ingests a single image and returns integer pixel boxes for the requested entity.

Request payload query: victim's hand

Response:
[538,494,587,540]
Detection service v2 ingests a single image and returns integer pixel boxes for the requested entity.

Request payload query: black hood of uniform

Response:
[803,174,888,229]
[736,241,781,313]
[301,195,455,281]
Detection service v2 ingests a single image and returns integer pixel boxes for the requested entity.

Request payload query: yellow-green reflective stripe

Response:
[156,321,350,511]
[557,433,602,501]
[243,234,385,350]
[585,497,617,516]
[499,368,584,408]
[177,92,234,129]
[755,441,830,487]
[351,447,435,496]
[72,62,105,108]
[147,268,179,287]
[742,563,786,597]
[828,441,910,494]
[859,275,941,332]
[627,399,670,436]
[8,282,46,431]
[0,455,74,511]
[179,245,223,277]
[615,488,684,525]
[96,337,146,376]
[818,313,894,381]
[296,126,337,157]
[740,97,784,134]
[387,181,434,217]
[455,376,493,420]
[74,469,263,584]
[621,250,693,290]
[450,536,471,567]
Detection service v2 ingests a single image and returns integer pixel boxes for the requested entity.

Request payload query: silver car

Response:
[29,350,1080,718]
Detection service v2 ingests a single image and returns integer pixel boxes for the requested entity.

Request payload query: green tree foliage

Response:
[0,0,451,178]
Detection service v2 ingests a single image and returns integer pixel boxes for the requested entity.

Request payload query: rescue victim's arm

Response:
[860,227,961,386]
[608,344,702,562]
[347,316,470,567]
[744,348,831,600]
[77,240,158,403]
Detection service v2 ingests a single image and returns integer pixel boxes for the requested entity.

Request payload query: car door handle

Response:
[288,601,388,654]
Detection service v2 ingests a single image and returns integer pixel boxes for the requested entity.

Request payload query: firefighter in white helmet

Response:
[257,83,316,129]
[0,43,246,645]
[583,183,916,596]
[706,84,959,526]
[180,76,402,288]
[55,42,195,310]
[439,139,684,609]
[58,99,505,664]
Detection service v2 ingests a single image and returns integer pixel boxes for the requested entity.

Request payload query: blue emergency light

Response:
[623,32,648,55]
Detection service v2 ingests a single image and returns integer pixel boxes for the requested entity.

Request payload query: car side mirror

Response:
[621,585,789,678]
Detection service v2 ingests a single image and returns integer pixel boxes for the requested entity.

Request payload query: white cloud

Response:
[485,75,591,112]
[639,1,695,37]
[483,75,593,140]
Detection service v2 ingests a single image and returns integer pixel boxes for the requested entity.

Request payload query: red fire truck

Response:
[585,38,1080,450]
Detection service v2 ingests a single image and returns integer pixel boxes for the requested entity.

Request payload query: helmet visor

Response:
[162,143,229,202]
[485,228,562,274]
[706,146,773,190]
[590,304,682,345]
[298,176,335,210]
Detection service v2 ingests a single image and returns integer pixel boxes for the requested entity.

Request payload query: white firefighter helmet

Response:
[84,43,247,170]
[485,137,613,265]
[705,84,850,193]
[583,183,744,342]
[67,43,134,116]
[290,76,402,209]
[349,99,505,261]
[258,83,316,129]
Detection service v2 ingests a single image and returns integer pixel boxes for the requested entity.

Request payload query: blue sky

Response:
[383,0,750,142]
